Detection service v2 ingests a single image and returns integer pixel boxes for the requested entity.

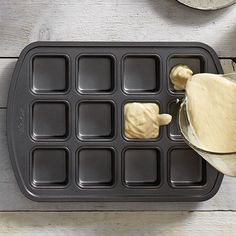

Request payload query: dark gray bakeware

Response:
[7,42,224,202]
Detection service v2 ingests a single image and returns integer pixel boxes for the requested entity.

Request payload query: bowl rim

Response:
[176,0,236,11]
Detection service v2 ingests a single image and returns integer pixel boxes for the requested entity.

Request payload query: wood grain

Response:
[0,59,17,108]
[0,0,236,57]
[220,58,236,73]
[0,212,235,235]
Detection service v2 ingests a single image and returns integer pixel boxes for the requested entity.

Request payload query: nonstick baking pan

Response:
[7,42,223,201]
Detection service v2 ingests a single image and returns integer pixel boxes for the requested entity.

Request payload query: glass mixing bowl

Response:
[178,97,236,177]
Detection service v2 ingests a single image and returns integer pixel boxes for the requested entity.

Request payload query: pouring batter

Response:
[170,65,236,153]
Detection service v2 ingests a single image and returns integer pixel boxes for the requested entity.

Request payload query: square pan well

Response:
[167,54,206,94]
[168,100,183,141]
[122,148,161,187]
[31,101,70,141]
[122,55,161,94]
[77,101,115,141]
[7,42,223,202]
[77,55,115,94]
[31,148,69,188]
[31,55,70,94]
[122,100,163,142]
[168,147,206,187]
[77,148,115,188]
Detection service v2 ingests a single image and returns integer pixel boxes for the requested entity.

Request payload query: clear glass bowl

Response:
[178,97,236,177]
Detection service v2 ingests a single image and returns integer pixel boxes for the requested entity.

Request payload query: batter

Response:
[124,102,172,139]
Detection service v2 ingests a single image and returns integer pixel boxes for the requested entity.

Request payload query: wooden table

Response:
[0,0,236,234]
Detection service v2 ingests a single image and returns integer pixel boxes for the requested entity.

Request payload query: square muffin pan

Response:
[7,42,223,201]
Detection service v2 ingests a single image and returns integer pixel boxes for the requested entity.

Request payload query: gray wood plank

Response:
[0,109,236,211]
[0,59,17,108]
[0,212,235,235]
[0,0,236,57]
[221,58,236,73]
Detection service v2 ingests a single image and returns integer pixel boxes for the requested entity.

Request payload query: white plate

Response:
[177,0,236,10]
